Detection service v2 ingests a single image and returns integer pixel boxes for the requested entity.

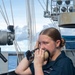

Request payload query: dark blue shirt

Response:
[29,51,75,75]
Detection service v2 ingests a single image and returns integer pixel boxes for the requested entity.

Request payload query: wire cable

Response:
[0,5,8,25]
[43,0,46,6]
[13,40,23,64]
[2,0,10,25]
[38,0,45,10]
[10,0,23,61]
[13,41,19,64]
[10,0,22,52]
[10,0,14,26]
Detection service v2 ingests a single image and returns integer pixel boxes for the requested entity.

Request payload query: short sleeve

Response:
[29,63,35,75]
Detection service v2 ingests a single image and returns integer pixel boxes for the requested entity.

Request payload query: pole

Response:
[73,0,75,11]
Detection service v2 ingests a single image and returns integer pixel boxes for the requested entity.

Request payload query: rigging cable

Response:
[26,0,33,50]
[13,41,20,64]
[13,40,23,64]
[14,40,22,52]
[0,5,8,25]
[38,0,45,10]
[9,0,22,63]
[31,0,36,49]
[2,0,10,26]
[9,0,22,52]
[10,0,14,26]
[43,0,46,6]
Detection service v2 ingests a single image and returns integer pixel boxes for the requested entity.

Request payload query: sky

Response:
[0,0,51,51]
[0,0,75,52]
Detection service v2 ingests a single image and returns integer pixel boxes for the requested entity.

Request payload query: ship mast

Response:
[73,0,75,11]
[26,0,36,50]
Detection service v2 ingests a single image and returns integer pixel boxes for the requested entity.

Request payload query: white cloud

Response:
[1,40,29,52]
[15,25,28,41]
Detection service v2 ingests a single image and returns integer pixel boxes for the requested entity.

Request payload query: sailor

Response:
[15,27,75,75]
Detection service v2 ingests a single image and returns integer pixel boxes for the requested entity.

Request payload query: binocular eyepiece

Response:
[26,48,50,61]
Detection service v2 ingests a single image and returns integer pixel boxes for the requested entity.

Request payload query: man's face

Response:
[38,35,60,55]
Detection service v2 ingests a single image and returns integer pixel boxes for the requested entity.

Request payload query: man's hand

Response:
[34,49,45,67]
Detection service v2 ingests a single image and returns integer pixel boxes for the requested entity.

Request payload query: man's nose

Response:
[39,44,45,50]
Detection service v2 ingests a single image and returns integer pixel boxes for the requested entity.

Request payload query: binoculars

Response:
[26,48,50,61]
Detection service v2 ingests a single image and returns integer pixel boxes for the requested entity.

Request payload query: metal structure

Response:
[26,0,36,50]
[44,0,75,28]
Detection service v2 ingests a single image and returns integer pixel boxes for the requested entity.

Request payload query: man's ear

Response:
[56,40,61,48]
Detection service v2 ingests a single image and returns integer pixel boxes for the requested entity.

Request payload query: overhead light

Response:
[65,0,70,5]
[53,7,59,12]
[69,6,73,12]
[61,7,67,12]
[57,0,62,5]
[44,11,50,18]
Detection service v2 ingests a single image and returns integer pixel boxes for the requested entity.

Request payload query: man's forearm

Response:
[15,57,30,74]
[34,66,44,75]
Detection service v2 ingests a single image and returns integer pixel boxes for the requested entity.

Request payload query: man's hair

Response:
[39,27,65,48]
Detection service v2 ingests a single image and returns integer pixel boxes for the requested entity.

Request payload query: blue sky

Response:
[0,0,51,51]
[0,0,51,30]
[0,0,75,51]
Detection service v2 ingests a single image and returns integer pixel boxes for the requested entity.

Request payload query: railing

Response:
[0,52,24,74]
[62,40,75,51]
